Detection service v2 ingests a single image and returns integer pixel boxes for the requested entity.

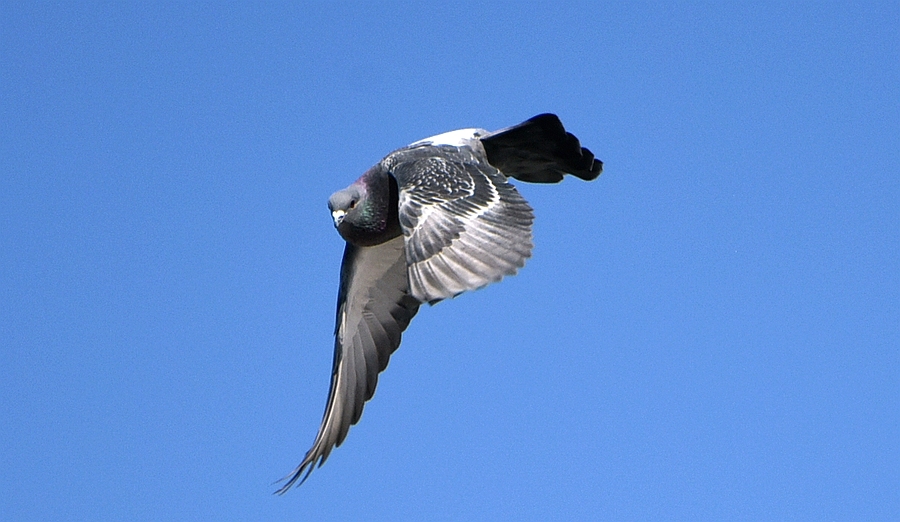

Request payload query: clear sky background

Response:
[2,2,898,520]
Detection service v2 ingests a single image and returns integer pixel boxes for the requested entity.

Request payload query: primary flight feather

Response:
[277,113,602,493]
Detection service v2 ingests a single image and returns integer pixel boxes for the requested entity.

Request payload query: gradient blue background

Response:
[2,2,898,520]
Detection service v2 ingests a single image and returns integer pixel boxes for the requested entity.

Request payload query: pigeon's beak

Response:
[331,209,346,228]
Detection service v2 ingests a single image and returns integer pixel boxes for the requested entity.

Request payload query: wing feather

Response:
[276,236,420,493]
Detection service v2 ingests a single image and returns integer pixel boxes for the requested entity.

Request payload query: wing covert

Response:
[391,148,535,304]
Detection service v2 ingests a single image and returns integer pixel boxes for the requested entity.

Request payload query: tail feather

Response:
[480,113,602,184]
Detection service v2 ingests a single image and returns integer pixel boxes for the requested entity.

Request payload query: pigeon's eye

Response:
[349,200,357,209]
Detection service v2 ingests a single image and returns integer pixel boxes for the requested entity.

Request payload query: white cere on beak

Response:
[332,209,346,227]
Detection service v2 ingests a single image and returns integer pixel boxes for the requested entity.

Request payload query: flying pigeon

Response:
[277,114,602,493]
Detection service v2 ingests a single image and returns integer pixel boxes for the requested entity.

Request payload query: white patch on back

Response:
[409,128,486,148]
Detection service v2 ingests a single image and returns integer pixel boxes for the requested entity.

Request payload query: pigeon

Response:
[277,113,602,493]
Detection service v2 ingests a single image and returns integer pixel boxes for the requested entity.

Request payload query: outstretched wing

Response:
[277,236,420,493]
[390,148,535,304]
[480,113,603,184]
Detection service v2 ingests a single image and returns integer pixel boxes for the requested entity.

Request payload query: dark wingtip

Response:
[573,144,603,181]
[481,113,603,184]
[536,113,602,181]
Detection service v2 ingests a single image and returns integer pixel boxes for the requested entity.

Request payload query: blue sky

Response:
[2,2,898,520]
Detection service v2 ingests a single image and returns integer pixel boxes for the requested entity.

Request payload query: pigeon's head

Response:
[328,167,401,247]
[328,185,361,228]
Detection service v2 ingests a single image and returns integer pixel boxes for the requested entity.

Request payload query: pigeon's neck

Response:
[338,171,401,247]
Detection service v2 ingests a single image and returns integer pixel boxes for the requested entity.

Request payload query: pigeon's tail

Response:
[480,113,603,184]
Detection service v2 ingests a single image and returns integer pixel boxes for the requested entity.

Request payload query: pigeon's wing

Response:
[277,236,420,493]
[480,113,603,184]
[391,149,535,304]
